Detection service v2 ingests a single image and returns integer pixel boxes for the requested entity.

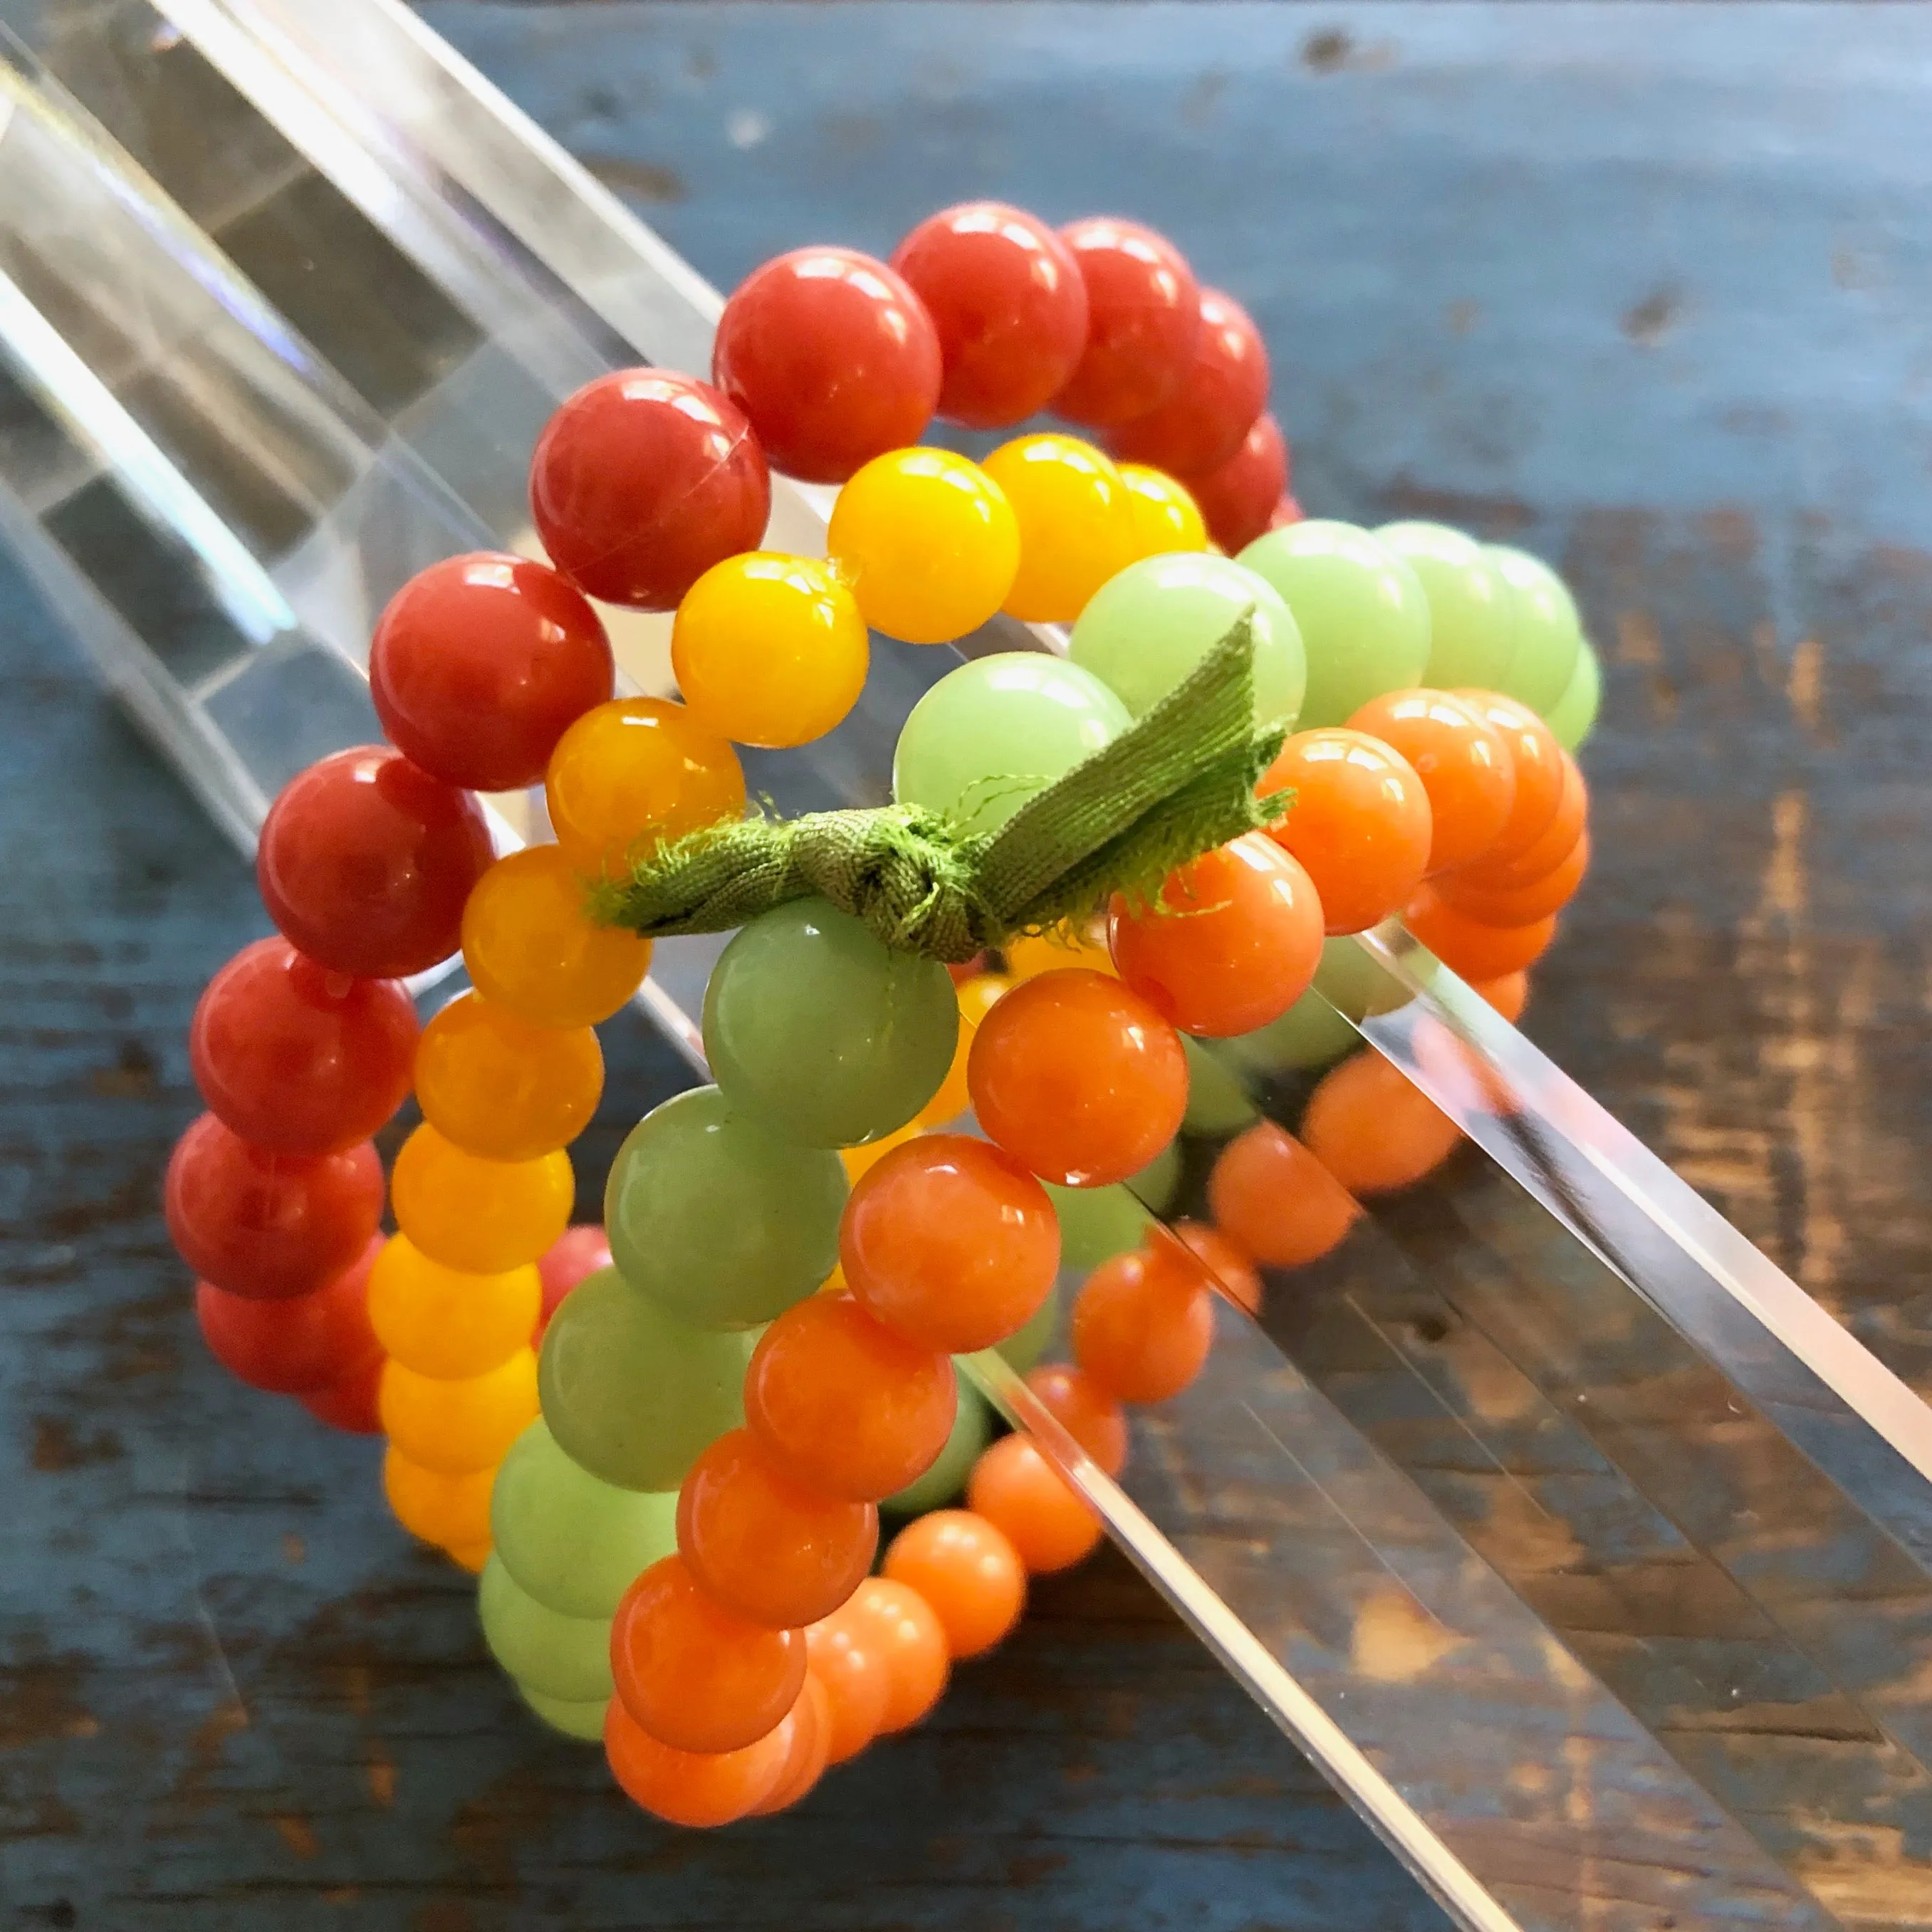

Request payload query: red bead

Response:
[530,370,770,610]
[534,1223,611,1338]
[165,1112,384,1301]
[890,202,1090,429]
[369,553,613,790]
[195,1235,382,1394]
[190,939,417,1156]
[300,1351,385,1434]
[1109,288,1269,477]
[1185,414,1288,555]
[1270,494,1305,531]
[256,747,494,979]
[712,248,942,483]
[1051,217,1201,428]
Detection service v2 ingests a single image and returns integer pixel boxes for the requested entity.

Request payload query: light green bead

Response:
[1238,521,1431,729]
[885,1378,993,1513]
[491,1419,678,1620]
[1545,638,1601,751]
[1489,544,1583,714]
[1181,1037,1259,1134]
[518,1683,607,1744]
[1374,521,1515,689]
[538,1266,753,1491]
[995,1280,1062,1374]
[1220,988,1357,1077]
[704,898,958,1149]
[1314,934,1416,1022]
[1125,1138,1182,1213]
[1042,1182,1152,1270]
[479,1555,613,1703]
[605,1085,847,1330]
[1068,553,1305,730]
[892,652,1132,835]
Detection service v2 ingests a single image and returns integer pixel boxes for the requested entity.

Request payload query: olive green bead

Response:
[479,1555,613,1703]
[1041,1182,1153,1270]
[995,1280,1063,1375]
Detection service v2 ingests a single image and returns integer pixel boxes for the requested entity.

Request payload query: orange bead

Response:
[610,1553,805,1754]
[882,1511,1025,1660]
[414,992,602,1162]
[378,1348,538,1475]
[1172,1219,1263,1315]
[748,1671,831,1815]
[1405,887,1559,980]
[804,1609,892,1763]
[1302,1052,1462,1196]
[1025,1364,1129,1476]
[1108,834,1325,1038]
[1003,923,1115,983]
[391,1123,573,1275]
[1473,971,1530,1022]
[1207,1122,1362,1269]
[1439,831,1589,927]
[367,1235,541,1379]
[967,970,1187,1187]
[841,1134,1059,1353]
[745,1293,957,1502]
[1346,690,1515,874]
[967,1434,1102,1574]
[382,1446,496,1551]
[446,1540,492,1575]
[842,1577,950,1733]
[1258,729,1433,935]
[1070,1239,1216,1404]
[678,1429,878,1629]
[603,1693,790,1828]
[1451,691,1565,866]
[1456,751,1587,890]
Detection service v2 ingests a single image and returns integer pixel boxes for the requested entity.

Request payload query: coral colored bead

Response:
[1258,729,1434,936]
[190,939,417,1156]
[367,1236,542,1380]
[1456,752,1587,891]
[391,1123,573,1275]
[530,369,770,610]
[1024,1364,1129,1476]
[369,553,613,790]
[166,1113,383,1302]
[804,1611,892,1763]
[968,1435,1103,1575]
[841,1134,1060,1354]
[1110,287,1270,479]
[1119,462,1208,556]
[981,433,1139,624]
[416,993,602,1164]
[1347,690,1517,874]
[745,1295,957,1503]
[842,1577,950,1732]
[1053,217,1200,427]
[545,696,746,874]
[1207,1122,1362,1270]
[1071,1243,1216,1405]
[256,747,494,978]
[194,1234,380,1394]
[1186,413,1288,555]
[383,1446,496,1551]
[1405,889,1559,980]
[1441,831,1590,927]
[1451,691,1566,866]
[891,202,1090,429]
[1108,835,1325,1039]
[1474,971,1530,1023]
[1174,1220,1263,1315]
[610,1554,805,1754]
[748,1673,831,1815]
[712,247,941,484]
[1302,1053,1463,1196]
[604,1695,790,1828]
[678,1429,878,1630]
[968,969,1187,1187]
[535,1223,611,1337]
[378,1348,539,1475]
[301,1351,384,1434]
[882,1510,1025,1660]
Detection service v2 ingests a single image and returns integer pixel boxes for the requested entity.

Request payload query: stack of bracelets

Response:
[164,201,1600,1827]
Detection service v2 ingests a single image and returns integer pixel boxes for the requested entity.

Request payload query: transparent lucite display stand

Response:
[4,6,1932,1926]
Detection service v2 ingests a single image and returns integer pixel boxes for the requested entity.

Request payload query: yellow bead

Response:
[672,552,869,748]
[392,1122,573,1274]
[461,845,652,1029]
[446,1541,494,1575]
[367,1234,542,1379]
[840,1117,921,1189]
[545,697,746,874]
[383,1445,497,1549]
[913,971,1014,1129]
[1003,922,1117,983]
[1119,463,1208,556]
[380,1349,539,1476]
[981,434,1138,623]
[827,448,1020,645]
[417,993,602,1162]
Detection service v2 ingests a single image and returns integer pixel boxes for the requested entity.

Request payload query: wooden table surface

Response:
[6,4,1932,1927]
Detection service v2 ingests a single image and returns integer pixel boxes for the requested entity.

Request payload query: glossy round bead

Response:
[1489,545,1584,714]
[1042,1182,1152,1271]
[392,1123,572,1275]
[1272,495,1305,531]
[882,1510,1025,1660]
[530,369,770,611]
[1119,463,1208,556]
[1238,521,1431,730]
[750,1671,831,1815]
[518,1686,607,1743]
[704,897,958,1148]
[712,247,941,482]
[981,434,1140,622]
[1053,217,1200,427]
[1109,287,1268,477]
[1258,729,1432,936]
[545,697,745,873]
[1374,523,1515,691]
[1175,1219,1263,1315]
[299,1353,383,1434]
[384,1447,496,1552]
[367,1236,541,1380]
[1476,971,1532,1022]
[190,939,417,1156]
[827,448,1020,644]
[417,993,601,1164]
[1025,1364,1129,1476]
[885,1379,996,1515]
[1456,751,1586,891]
[534,1224,611,1339]
[842,1577,950,1732]
[1348,691,1517,874]
[1302,1051,1463,1196]
[1071,1242,1216,1404]
[605,1085,847,1330]
[379,1348,539,1476]
[841,1134,1060,1354]
[194,1234,380,1394]
[1186,413,1288,555]
[369,553,614,790]
[1545,639,1601,751]
[256,746,494,978]
[1406,889,1559,980]
[968,1435,1102,1575]
[804,1608,892,1763]
[968,969,1188,1187]
[1448,691,1565,867]
[461,846,652,1030]
[166,1114,382,1302]
[891,202,1089,429]
[480,1555,612,1703]
[1443,830,1590,927]
[603,1694,790,1828]
[672,552,869,748]
[1069,551,1305,729]
[1208,1121,1362,1270]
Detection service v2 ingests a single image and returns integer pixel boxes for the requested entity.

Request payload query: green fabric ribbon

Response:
[586,615,1291,964]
